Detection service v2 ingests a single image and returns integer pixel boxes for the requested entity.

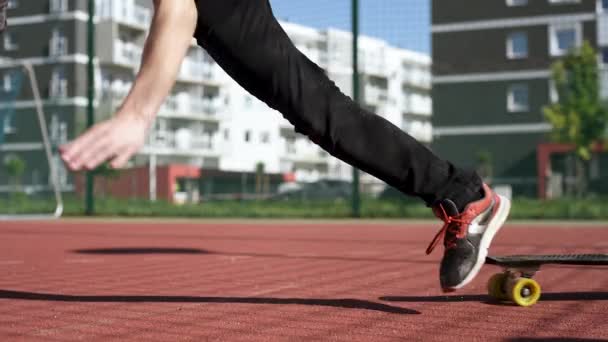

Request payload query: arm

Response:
[60,0,198,170]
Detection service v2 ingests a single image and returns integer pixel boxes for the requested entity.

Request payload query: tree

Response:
[543,41,608,195]
[4,154,26,193]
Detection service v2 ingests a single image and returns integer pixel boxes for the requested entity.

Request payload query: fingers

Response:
[81,139,117,170]
[60,123,109,171]
[110,145,138,169]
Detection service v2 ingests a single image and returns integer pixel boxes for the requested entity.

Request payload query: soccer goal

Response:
[0,61,63,220]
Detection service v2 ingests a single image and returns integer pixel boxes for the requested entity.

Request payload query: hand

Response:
[60,113,150,172]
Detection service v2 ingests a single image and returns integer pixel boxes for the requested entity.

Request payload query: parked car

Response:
[273,179,352,200]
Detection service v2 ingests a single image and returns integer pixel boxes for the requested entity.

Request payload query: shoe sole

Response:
[445,194,512,291]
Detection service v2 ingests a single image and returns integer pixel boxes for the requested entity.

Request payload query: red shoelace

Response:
[425,203,470,255]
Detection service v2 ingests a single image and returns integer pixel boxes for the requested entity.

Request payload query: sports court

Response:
[1,220,606,341]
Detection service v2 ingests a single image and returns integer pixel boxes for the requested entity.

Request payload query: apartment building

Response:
[0,0,432,196]
[431,0,606,196]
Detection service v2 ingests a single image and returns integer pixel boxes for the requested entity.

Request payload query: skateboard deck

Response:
[484,254,608,307]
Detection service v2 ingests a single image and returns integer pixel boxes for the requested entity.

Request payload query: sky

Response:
[269,0,431,54]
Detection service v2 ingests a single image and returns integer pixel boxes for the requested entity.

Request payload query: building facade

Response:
[0,0,432,197]
[431,0,606,196]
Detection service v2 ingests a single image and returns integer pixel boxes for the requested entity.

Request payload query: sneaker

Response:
[426,184,511,292]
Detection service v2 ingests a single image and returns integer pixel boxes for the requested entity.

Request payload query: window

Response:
[50,67,68,98]
[3,73,13,92]
[603,0,608,10]
[7,0,17,9]
[244,96,253,108]
[549,23,581,56]
[223,129,229,140]
[260,132,270,144]
[602,47,608,64]
[590,155,600,180]
[49,0,68,13]
[285,137,296,154]
[506,0,528,6]
[2,113,15,134]
[244,130,251,142]
[3,33,17,51]
[49,29,68,56]
[507,84,529,112]
[506,32,528,59]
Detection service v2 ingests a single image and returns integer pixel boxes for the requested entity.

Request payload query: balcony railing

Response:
[113,40,142,67]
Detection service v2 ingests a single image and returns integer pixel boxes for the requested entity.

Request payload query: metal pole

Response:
[85,0,95,215]
[351,0,361,218]
[149,154,157,201]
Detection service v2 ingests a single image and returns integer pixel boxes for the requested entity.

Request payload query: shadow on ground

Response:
[71,247,436,264]
[380,292,608,305]
[507,338,608,342]
[72,247,209,255]
[0,289,420,315]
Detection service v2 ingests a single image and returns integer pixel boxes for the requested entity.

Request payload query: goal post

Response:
[0,61,63,220]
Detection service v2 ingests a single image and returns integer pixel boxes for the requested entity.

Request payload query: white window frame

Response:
[506,31,528,59]
[506,0,528,6]
[549,22,582,57]
[507,84,530,113]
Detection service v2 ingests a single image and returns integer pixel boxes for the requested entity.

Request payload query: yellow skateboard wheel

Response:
[487,273,509,300]
[508,277,541,307]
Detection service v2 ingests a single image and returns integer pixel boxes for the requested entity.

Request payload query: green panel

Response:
[432,132,547,196]
[433,78,550,126]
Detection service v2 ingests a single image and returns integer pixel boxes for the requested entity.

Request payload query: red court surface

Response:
[1,219,607,341]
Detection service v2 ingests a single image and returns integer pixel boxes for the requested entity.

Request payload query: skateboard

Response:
[485,254,608,307]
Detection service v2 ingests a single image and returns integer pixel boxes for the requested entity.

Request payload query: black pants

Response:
[193,0,482,209]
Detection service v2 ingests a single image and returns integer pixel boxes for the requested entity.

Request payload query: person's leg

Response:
[192,0,482,210]
[193,0,512,292]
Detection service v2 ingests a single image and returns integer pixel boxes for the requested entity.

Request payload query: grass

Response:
[1,196,607,220]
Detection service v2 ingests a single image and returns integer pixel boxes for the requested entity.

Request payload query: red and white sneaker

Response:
[426,184,511,292]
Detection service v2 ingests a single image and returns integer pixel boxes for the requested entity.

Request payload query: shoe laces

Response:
[425,203,470,255]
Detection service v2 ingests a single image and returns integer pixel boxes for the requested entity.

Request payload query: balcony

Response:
[98,2,152,31]
[364,86,389,105]
[403,93,432,116]
[112,40,142,68]
[145,129,219,156]
[402,68,431,91]
[402,120,433,143]
[281,138,329,164]
[158,95,222,120]
[178,59,218,83]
